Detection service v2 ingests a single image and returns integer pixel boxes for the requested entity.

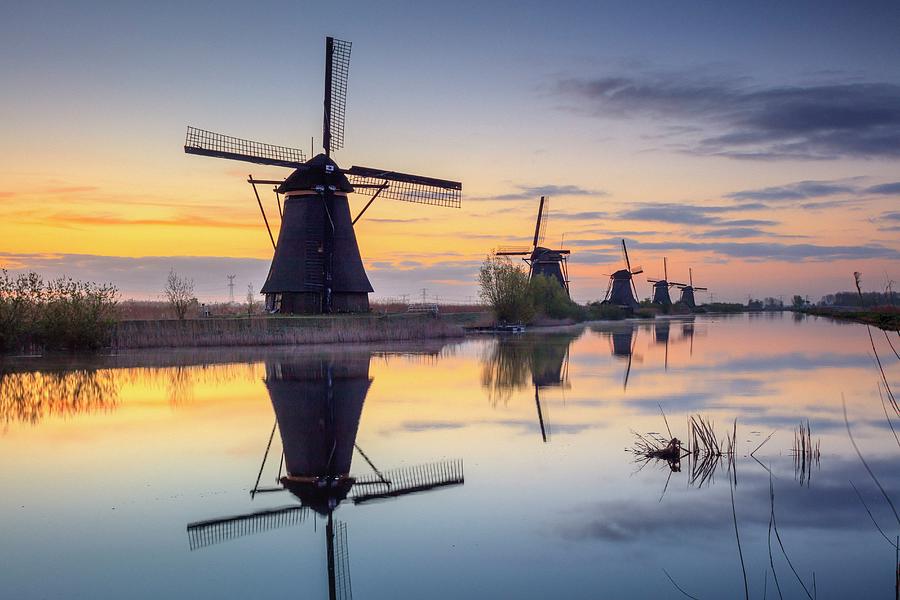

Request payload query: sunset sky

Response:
[2,1,899,303]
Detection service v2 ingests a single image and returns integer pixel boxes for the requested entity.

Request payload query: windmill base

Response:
[265,292,370,314]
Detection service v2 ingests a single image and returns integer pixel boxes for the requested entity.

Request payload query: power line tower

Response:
[227,274,236,304]
[421,288,427,304]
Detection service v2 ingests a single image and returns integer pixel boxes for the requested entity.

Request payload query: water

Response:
[1,313,898,599]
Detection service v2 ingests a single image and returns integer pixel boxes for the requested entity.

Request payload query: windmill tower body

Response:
[651,281,673,305]
[267,356,371,478]
[608,269,640,308]
[530,247,568,291]
[261,155,373,313]
[679,286,697,308]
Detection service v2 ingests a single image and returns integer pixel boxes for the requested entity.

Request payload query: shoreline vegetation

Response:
[800,306,900,331]
[3,266,898,354]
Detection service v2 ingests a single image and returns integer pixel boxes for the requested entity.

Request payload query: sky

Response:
[1,0,899,304]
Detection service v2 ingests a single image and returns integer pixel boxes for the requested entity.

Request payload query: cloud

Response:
[694,227,772,239]
[881,211,900,221]
[727,180,856,201]
[595,238,900,261]
[552,211,608,221]
[556,73,900,159]
[479,184,606,201]
[618,203,772,227]
[865,182,900,195]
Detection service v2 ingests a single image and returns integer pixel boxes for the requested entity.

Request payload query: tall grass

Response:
[0,270,118,352]
[113,315,465,350]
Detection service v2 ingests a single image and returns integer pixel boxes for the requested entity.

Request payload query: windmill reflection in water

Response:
[480,332,579,443]
[186,354,464,600]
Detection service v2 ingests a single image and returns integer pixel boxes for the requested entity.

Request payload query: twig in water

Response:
[879,383,900,450]
[770,473,814,599]
[731,476,750,600]
[768,474,785,600]
[885,329,900,361]
[663,568,700,600]
[849,480,899,550]
[751,430,777,457]
[844,399,900,527]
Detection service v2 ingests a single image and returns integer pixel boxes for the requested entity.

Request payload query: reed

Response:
[790,421,821,486]
[112,314,465,350]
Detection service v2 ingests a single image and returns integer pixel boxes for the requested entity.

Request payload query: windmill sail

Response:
[351,459,464,504]
[323,37,352,155]
[346,167,461,208]
[186,505,309,550]
[184,127,307,169]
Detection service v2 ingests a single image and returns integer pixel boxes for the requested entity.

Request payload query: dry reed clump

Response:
[630,413,736,487]
[112,315,465,350]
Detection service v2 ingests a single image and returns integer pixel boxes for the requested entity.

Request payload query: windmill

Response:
[676,268,708,309]
[602,240,643,309]
[186,354,464,600]
[646,257,685,306]
[183,37,462,314]
[495,196,571,295]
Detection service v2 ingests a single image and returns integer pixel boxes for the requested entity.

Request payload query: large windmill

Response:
[183,36,462,314]
[495,196,571,295]
[647,257,685,306]
[602,240,643,309]
[676,268,708,309]
[186,354,464,600]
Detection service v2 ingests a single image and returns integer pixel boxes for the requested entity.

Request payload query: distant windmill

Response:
[495,196,571,295]
[183,36,462,314]
[602,240,643,309]
[647,257,685,306]
[187,355,464,600]
[676,268,708,309]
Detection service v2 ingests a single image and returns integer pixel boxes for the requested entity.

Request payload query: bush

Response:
[586,302,626,320]
[528,275,586,320]
[0,270,118,352]
[478,256,535,324]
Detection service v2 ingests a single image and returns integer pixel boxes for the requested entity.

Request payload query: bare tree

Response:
[164,270,195,320]
[246,283,257,316]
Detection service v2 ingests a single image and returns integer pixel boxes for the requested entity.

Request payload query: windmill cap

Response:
[277,153,354,194]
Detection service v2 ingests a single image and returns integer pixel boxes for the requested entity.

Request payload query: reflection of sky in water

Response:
[0,314,898,598]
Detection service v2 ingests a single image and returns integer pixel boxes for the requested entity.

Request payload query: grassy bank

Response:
[112,313,478,350]
[801,306,900,330]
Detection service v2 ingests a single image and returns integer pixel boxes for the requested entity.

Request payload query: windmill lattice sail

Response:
[351,459,465,504]
[324,37,352,154]
[184,127,307,169]
[186,505,308,550]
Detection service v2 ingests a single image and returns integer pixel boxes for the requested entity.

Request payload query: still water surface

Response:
[1,314,898,599]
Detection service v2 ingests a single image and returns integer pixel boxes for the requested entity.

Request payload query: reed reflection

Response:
[0,369,119,429]
[187,352,464,600]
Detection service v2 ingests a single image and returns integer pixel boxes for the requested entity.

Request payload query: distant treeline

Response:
[0,270,119,353]
[818,291,898,307]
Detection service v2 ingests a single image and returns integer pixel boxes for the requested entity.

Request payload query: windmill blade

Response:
[346,166,461,208]
[621,239,632,272]
[647,278,661,283]
[533,196,549,248]
[323,37,352,155]
[186,505,308,550]
[350,459,464,504]
[694,286,708,291]
[184,126,307,169]
[496,245,531,256]
[630,266,644,275]
[332,519,353,600]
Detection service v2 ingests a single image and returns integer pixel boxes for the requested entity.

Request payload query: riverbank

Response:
[800,306,900,331]
[111,312,484,350]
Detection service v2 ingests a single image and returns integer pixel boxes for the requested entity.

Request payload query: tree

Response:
[478,256,534,324]
[791,295,806,308]
[164,269,195,320]
[246,283,257,316]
